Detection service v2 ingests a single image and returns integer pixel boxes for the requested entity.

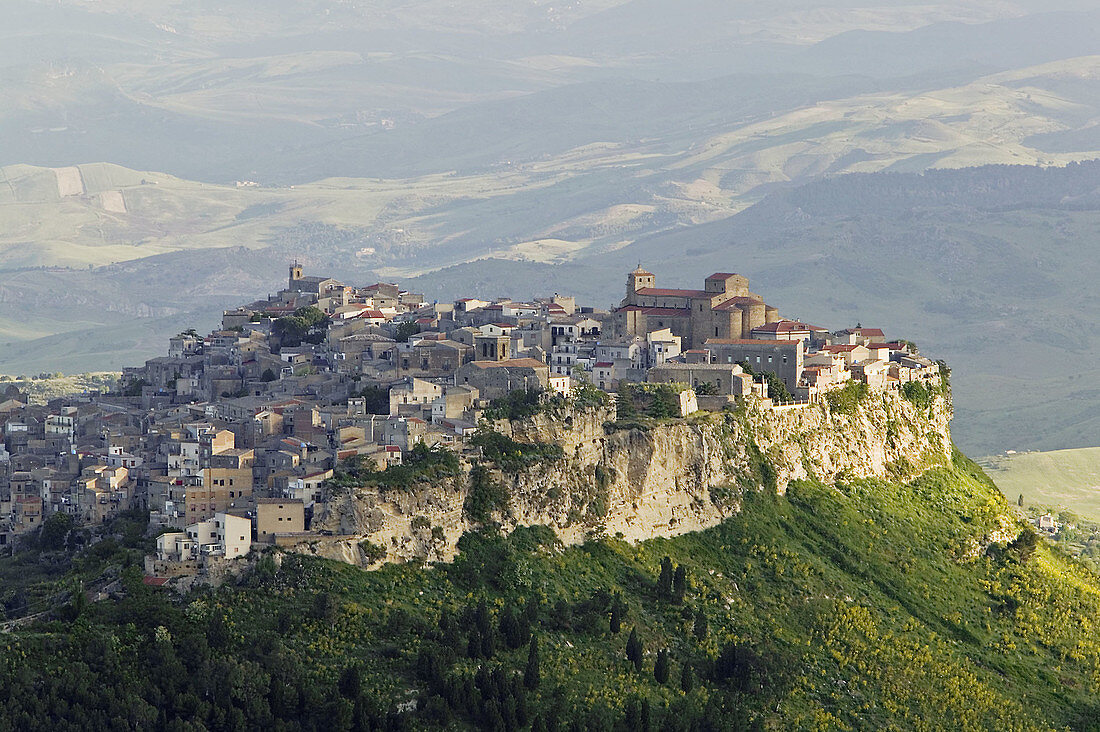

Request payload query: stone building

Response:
[256,497,305,542]
[613,268,781,349]
[703,339,804,391]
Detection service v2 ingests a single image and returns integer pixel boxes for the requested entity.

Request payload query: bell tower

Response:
[289,261,303,289]
[625,265,655,305]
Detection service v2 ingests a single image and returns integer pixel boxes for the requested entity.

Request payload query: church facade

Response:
[612,268,781,350]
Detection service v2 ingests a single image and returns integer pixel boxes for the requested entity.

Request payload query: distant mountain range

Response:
[4,0,1100,454]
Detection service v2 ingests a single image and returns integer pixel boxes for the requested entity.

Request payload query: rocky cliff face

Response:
[301,388,953,566]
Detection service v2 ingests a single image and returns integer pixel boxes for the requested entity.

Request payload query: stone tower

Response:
[625,266,655,306]
[288,261,303,289]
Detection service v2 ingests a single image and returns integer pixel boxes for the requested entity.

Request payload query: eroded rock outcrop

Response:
[300,388,952,566]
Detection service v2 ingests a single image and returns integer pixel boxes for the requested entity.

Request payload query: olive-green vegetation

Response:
[483,390,545,422]
[0,508,152,625]
[607,383,683,430]
[483,385,610,425]
[761,372,792,404]
[351,385,391,415]
[393,322,422,343]
[463,464,511,526]
[328,443,462,492]
[824,381,870,415]
[469,431,565,474]
[273,306,329,348]
[5,450,1100,729]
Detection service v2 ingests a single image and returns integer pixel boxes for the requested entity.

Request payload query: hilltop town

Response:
[0,265,944,580]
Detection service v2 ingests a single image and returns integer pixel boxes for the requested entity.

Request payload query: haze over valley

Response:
[5,0,1100,453]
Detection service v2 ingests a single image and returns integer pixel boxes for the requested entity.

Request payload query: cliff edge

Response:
[304,386,953,566]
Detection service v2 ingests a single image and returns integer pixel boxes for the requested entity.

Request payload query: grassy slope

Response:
[6,451,1100,729]
[983,448,1100,523]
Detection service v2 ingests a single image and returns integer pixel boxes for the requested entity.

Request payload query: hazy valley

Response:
[5,0,1100,451]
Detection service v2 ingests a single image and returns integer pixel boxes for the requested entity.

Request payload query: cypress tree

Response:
[524,637,540,690]
[680,662,694,693]
[616,383,638,421]
[518,612,532,647]
[610,595,622,635]
[658,557,673,599]
[626,628,643,671]
[525,595,540,624]
[672,565,687,605]
[654,649,670,684]
[481,628,496,658]
[624,698,640,730]
[692,608,708,641]
[500,606,520,649]
[475,600,491,635]
[338,664,361,699]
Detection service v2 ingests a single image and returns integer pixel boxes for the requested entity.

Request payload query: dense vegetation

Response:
[483,384,610,424]
[273,306,330,348]
[469,430,565,473]
[327,443,463,492]
[5,450,1100,729]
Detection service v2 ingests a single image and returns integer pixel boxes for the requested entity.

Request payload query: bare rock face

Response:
[299,389,953,567]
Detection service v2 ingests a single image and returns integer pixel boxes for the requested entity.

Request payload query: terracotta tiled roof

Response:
[705,339,798,347]
[634,287,708,298]
[713,296,763,311]
[751,320,813,334]
[616,306,689,316]
[469,358,547,370]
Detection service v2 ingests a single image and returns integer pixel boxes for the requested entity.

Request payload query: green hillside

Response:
[4,450,1099,730]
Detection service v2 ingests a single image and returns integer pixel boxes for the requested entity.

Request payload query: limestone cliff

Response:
[300,388,953,566]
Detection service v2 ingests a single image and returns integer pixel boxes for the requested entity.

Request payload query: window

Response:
[715,327,719,337]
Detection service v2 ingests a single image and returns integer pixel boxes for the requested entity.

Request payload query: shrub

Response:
[825,381,868,414]
[762,371,792,404]
[570,377,610,409]
[902,380,932,409]
[358,540,386,564]
[464,464,510,524]
[482,389,544,421]
[469,430,563,472]
[327,442,462,492]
